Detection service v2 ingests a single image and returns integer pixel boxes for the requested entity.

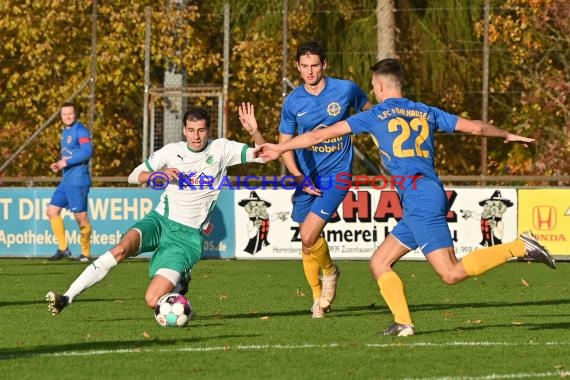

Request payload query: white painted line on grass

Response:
[1,341,568,361]
[405,371,566,379]
[367,341,570,348]
[3,341,567,380]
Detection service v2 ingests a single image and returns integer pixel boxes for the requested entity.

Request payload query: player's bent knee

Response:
[299,232,319,248]
[109,246,128,263]
[370,254,392,272]
[299,225,323,248]
[369,259,393,280]
[438,273,463,285]
[145,293,159,309]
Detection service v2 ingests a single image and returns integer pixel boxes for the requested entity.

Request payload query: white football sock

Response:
[64,251,118,303]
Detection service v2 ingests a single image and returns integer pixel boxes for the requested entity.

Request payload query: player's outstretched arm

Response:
[255,144,281,161]
[257,120,351,160]
[239,102,266,146]
[455,117,535,147]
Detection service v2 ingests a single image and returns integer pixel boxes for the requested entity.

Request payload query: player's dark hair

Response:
[370,58,404,86]
[183,108,210,128]
[60,101,79,116]
[295,41,327,64]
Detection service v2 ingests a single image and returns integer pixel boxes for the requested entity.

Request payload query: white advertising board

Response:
[233,188,518,260]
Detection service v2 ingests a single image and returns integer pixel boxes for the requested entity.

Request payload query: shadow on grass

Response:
[408,298,570,313]
[0,333,259,361]
[0,297,140,309]
[192,297,570,321]
[0,271,72,276]
[416,320,570,335]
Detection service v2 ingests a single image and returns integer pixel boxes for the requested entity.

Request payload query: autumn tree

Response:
[1,0,567,182]
[224,0,378,176]
[0,1,216,179]
[479,0,570,178]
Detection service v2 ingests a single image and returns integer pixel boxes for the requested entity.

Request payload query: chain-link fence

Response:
[148,86,223,153]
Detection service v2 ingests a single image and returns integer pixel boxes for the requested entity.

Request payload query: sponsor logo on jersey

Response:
[327,102,341,116]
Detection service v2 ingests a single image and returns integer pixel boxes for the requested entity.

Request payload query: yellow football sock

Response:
[80,223,92,257]
[378,271,412,325]
[306,237,334,275]
[50,216,67,251]
[461,239,526,276]
[302,253,321,300]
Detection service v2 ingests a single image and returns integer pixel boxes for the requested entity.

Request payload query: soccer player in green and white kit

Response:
[46,105,265,314]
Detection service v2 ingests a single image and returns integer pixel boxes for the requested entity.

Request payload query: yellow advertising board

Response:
[518,189,570,257]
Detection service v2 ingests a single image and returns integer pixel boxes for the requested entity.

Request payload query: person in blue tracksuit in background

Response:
[47,102,93,262]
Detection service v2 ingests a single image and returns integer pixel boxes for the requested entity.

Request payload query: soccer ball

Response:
[154,293,192,327]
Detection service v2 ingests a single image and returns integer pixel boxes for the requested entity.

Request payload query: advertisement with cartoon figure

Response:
[238,191,272,254]
[456,188,518,255]
[235,190,291,258]
[460,190,514,247]
[234,188,520,260]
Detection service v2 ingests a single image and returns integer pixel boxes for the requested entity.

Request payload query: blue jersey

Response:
[347,98,458,192]
[279,77,369,178]
[348,98,459,254]
[60,121,93,186]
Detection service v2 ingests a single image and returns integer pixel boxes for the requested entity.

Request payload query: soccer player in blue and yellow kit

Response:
[47,102,93,262]
[257,58,556,335]
[279,41,372,318]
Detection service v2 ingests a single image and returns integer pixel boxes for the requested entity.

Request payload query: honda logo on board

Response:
[532,206,557,230]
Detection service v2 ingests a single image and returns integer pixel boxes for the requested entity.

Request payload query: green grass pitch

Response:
[0,258,568,379]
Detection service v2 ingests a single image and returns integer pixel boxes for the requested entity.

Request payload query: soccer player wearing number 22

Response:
[256,58,556,336]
